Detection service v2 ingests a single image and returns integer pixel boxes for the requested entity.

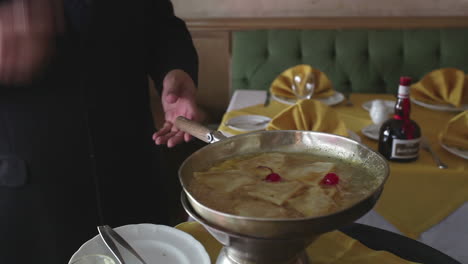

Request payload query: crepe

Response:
[282,162,335,185]
[194,170,256,193]
[243,181,306,206]
[233,200,293,218]
[234,152,286,172]
[287,186,337,216]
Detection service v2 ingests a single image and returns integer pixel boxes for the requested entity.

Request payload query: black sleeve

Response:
[145,0,198,94]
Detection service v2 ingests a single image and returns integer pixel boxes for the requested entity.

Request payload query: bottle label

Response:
[391,137,421,159]
[397,85,410,98]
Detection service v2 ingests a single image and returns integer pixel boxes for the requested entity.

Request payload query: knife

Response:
[97,225,148,264]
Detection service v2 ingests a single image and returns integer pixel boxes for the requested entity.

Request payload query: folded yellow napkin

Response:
[438,110,468,150]
[270,64,335,99]
[411,68,468,108]
[175,221,418,264]
[266,99,349,137]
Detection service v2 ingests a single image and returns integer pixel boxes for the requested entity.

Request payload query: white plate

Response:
[225,115,271,132]
[68,224,210,264]
[362,100,395,112]
[440,143,468,160]
[411,97,468,112]
[271,92,345,106]
[361,124,380,141]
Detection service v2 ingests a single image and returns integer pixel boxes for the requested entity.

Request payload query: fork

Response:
[420,137,448,169]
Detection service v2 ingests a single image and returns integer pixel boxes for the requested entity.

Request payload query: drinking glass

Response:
[292,72,315,100]
[70,254,116,264]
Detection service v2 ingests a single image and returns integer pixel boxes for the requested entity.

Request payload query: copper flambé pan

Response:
[175,116,389,239]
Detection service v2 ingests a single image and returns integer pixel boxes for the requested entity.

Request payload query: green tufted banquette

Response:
[231,29,468,94]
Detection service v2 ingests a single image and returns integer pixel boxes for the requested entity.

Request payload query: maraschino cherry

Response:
[321,173,340,185]
[257,166,282,182]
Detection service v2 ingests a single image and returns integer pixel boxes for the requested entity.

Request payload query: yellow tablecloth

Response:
[218,93,468,239]
[176,221,418,264]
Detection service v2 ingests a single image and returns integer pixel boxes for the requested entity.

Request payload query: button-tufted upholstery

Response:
[231,29,468,94]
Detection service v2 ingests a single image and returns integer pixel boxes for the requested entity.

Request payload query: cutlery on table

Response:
[97,225,148,264]
[420,138,448,169]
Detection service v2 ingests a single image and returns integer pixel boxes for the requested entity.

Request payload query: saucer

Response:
[225,115,271,132]
[411,98,468,112]
[361,124,380,141]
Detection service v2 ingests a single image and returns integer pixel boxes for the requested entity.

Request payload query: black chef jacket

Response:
[0,0,198,263]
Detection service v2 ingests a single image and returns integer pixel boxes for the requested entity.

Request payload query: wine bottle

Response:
[378,77,422,162]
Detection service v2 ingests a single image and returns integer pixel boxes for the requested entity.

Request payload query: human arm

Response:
[145,0,199,147]
[152,69,198,147]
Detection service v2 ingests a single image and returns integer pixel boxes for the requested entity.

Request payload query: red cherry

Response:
[257,166,282,182]
[321,173,339,185]
[265,173,282,182]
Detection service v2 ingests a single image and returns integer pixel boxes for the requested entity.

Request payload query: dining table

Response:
[217,89,468,264]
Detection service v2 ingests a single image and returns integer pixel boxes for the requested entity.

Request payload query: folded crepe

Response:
[411,68,468,108]
[270,64,335,99]
[266,99,348,137]
[439,110,468,150]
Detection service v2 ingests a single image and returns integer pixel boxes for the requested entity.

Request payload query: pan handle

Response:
[175,116,227,144]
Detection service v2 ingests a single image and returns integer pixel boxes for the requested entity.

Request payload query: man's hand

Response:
[0,0,62,84]
[152,69,199,148]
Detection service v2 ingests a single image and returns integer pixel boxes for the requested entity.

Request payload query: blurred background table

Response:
[218,89,468,263]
